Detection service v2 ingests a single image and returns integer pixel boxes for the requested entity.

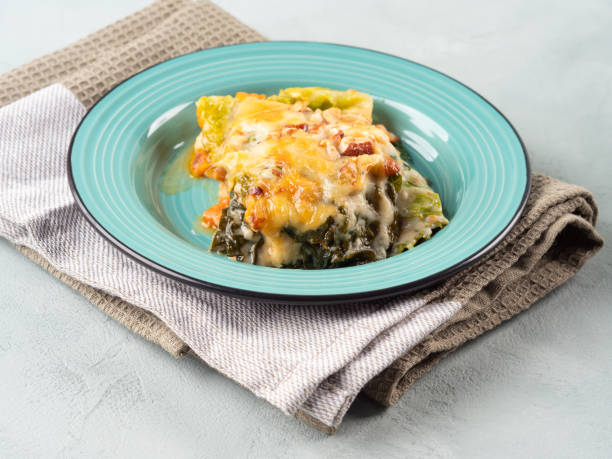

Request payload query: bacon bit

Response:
[201,183,230,229]
[383,155,400,176]
[189,152,210,177]
[204,166,227,181]
[342,141,374,157]
[286,123,308,131]
[376,124,400,143]
[248,185,264,196]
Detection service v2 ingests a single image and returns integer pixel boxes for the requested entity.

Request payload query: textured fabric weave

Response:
[0,0,264,360]
[0,0,603,434]
[0,84,462,431]
[364,175,603,405]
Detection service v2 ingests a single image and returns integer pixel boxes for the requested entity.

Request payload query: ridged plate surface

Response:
[69,42,530,303]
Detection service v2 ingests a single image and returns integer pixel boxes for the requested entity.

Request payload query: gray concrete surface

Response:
[1,0,611,457]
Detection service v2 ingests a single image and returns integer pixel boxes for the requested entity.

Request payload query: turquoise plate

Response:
[68,42,530,304]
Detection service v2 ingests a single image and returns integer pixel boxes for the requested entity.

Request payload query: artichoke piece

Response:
[269,87,373,121]
[194,95,235,154]
[400,186,445,220]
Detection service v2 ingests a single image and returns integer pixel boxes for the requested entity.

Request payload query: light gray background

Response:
[1,1,611,457]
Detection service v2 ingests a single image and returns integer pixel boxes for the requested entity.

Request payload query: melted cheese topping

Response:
[190,88,444,267]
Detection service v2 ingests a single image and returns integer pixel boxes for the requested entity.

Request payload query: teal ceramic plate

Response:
[68,42,530,304]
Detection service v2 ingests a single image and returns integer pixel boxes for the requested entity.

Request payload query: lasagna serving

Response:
[189,87,448,268]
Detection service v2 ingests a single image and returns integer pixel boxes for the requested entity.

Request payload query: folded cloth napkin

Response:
[0,0,603,434]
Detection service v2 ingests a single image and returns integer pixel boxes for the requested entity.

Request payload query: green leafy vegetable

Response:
[210,195,262,264]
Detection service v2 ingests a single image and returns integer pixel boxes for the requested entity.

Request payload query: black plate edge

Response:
[67,41,532,306]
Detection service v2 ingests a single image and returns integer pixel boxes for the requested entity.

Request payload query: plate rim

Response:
[67,41,531,305]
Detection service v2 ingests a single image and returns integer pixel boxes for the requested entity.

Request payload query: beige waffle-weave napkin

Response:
[0,0,603,434]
